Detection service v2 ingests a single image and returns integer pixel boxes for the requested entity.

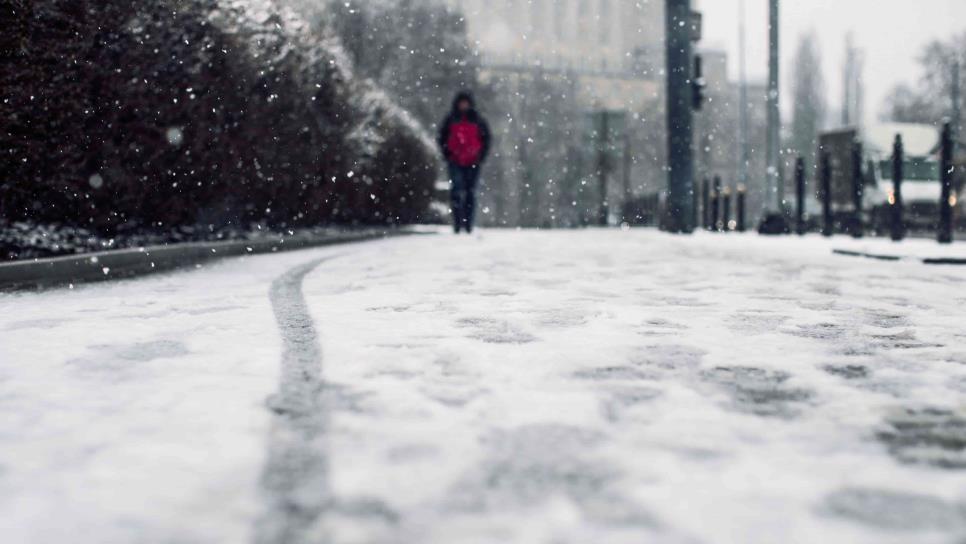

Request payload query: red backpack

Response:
[447,120,483,167]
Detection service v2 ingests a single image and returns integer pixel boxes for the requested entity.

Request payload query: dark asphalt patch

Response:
[573,366,654,381]
[823,487,966,530]
[702,366,813,418]
[726,311,789,335]
[631,344,706,373]
[443,424,660,528]
[877,408,966,469]
[455,316,537,344]
[785,322,847,341]
[823,364,870,380]
[66,339,190,376]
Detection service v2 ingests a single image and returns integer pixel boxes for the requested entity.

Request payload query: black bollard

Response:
[692,181,700,229]
[737,186,747,232]
[851,140,864,238]
[939,122,954,244]
[702,178,711,230]
[821,151,833,237]
[795,157,806,235]
[891,134,905,241]
[722,187,732,231]
[712,176,722,231]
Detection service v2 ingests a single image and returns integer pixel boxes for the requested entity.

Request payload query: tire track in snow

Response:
[255,257,333,544]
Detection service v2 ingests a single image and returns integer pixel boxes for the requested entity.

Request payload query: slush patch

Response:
[784,322,846,341]
[644,295,713,307]
[573,366,653,382]
[862,310,911,329]
[702,366,813,417]
[638,318,690,337]
[66,340,190,374]
[727,311,789,335]
[631,344,705,373]
[600,386,663,422]
[877,408,966,469]
[456,316,537,344]
[5,318,72,330]
[535,308,590,328]
[643,318,689,330]
[823,364,870,380]
[444,424,624,517]
[868,330,944,350]
[114,340,190,362]
[183,304,246,316]
[823,487,966,531]
[809,282,841,296]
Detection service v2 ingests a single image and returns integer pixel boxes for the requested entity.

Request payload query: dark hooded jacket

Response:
[438,91,491,166]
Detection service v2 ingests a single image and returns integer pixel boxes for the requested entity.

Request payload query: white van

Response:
[863,123,945,229]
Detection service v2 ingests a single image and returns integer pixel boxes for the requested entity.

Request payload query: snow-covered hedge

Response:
[0,0,439,237]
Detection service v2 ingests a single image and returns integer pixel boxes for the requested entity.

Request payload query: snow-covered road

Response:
[1,230,965,543]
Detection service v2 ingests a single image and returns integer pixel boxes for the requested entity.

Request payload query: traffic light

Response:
[692,54,706,110]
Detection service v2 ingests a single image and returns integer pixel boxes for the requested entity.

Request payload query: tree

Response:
[841,33,865,128]
[881,84,940,124]
[790,32,826,175]
[0,0,439,238]
[880,32,966,125]
[324,0,484,131]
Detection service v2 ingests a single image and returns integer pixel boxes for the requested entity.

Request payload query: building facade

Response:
[436,1,773,226]
[449,0,664,78]
[446,0,665,113]
[693,49,770,222]
[439,0,671,227]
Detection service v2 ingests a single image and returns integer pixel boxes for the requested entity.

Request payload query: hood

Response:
[451,91,476,113]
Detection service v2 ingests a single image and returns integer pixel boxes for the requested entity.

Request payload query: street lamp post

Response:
[664,0,697,233]
[757,0,790,235]
[939,122,954,244]
[766,0,782,214]
[597,110,610,227]
[891,135,905,242]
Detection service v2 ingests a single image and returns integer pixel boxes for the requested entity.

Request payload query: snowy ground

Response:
[1,229,965,543]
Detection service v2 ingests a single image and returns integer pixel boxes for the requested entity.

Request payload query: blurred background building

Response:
[439,0,770,226]
[694,48,769,219]
[442,0,666,226]
[450,0,663,77]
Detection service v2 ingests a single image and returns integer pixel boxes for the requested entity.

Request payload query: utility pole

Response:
[623,118,633,220]
[851,140,864,238]
[821,152,832,237]
[664,0,697,233]
[712,176,722,231]
[702,178,711,229]
[795,157,806,235]
[939,122,954,244]
[891,134,905,242]
[842,35,853,126]
[597,110,610,227]
[738,0,750,196]
[842,34,866,133]
[766,0,782,214]
[953,60,961,152]
[517,74,533,227]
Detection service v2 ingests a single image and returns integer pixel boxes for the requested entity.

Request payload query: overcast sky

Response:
[695,0,966,127]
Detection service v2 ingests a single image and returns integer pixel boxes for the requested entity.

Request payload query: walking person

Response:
[438,91,491,234]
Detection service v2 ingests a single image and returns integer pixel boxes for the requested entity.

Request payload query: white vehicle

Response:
[863,123,946,229]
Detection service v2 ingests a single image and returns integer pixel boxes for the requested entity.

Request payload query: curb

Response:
[832,249,966,266]
[0,228,419,291]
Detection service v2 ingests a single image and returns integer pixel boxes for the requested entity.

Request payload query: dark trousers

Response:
[449,163,481,232]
